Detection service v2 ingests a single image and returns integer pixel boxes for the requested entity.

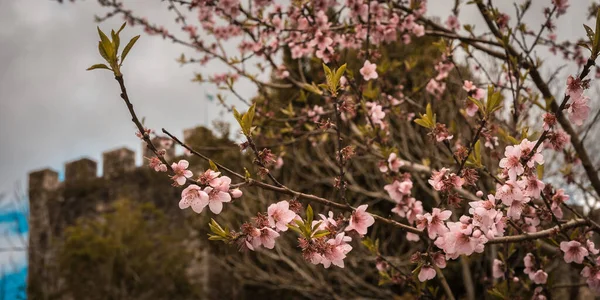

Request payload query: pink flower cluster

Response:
[243,200,298,250]
[523,253,548,284]
[496,139,546,220]
[179,169,242,214]
[384,175,423,241]
[428,168,464,192]
[565,75,590,126]
[379,152,403,173]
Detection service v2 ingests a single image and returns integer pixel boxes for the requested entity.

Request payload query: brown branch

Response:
[487,218,589,244]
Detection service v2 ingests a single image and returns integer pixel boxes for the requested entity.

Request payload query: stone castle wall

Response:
[26,127,222,299]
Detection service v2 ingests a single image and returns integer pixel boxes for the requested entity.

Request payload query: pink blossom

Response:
[360,60,378,81]
[179,184,209,213]
[435,221,487,257]
[445,15,460,31]
[566,75,583,97]
[530,270,548,284]
[367,103,386,127]
[418,265,436,282]
[567,95,590,126]
[499,145,524,181]
[552,0,569,16]
[406,232,420,241]
[506,196,530,220]
[392,197,423,223]
[345,204,375,235]
[322,233,353,268]
[148,156,167,172]
[519,175,545,199]
[587,240,600,255]
[560,240,589,264]
[384,179,413,201]
[492,259,504,278]
[428,168,464,191]
[387,153,403,173]
[248,227,280,250]
[495,180,524,206]
[412,24,425,37]
[463,80,476,91]
[519,139,544,168]
[267,201,297,232]
[203,185,232,214]
[230,188,243,198]
[171,160,193,186]
[524,253,535,275]
[416,208,452,239]
[551,189,569,219]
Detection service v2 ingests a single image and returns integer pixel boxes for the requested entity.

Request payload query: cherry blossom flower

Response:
[553,0,569,16]
[418,265,436,282]
[499,145,523,180]
[392,197,423,224]
[551,188,569,219]
[406,232,420,241]
[171,160,193,186]
[530,270,548,284]
[445,15,460,31]
[179,184,209,213]
[148,156,167,172]
[230,188,243,198]
[587,240,600,255]
[367,103,386,127]
[567,95,590,126]
[248,227,280,250]
[412,24,425,37]
[321,233,353,268]
[524,253,535,275]
[203,185,232,214]
[415,208,452,239]
[495,180,524,207]
[267,201,297,232]
[384,179,413,201]
[435,221,487,258]
[560,240,589,264]
[387,153,403,173]
[345,204,375,235]
[360,60,378,81]
[428,168,464,191]
[492,259,505,278]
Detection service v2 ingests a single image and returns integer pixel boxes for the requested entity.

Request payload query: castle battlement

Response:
[27,126,213,192]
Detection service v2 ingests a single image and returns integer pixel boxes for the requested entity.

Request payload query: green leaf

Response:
[414,118,431,128]
[333,63,347,87]
[286,224,304,236]
[239,103,256,136]
[233,107,243,125]
[97,27,114,61]
[86,64,111,71]
[208,160,219,172]
[537,164,544,179]
[311,221,323,232]
[306,205,314,227]
[111,29,120,54]
[467,96,485,115]
[121,35,140,65]
[301,82,323,95]
[312,230,330,238]
[116,22,127,35]
[98,41,110,62]
[584,24,595,43]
